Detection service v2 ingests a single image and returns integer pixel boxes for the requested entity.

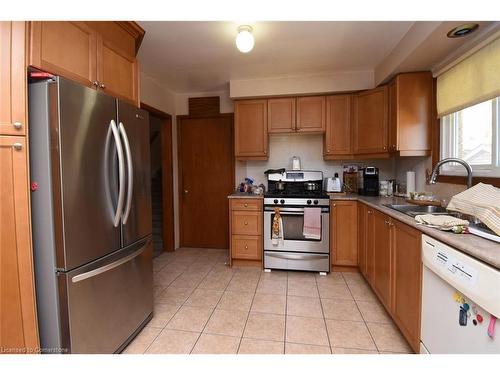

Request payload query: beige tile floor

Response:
[123,248,413,354]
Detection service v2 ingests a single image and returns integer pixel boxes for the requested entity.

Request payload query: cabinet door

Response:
[365,208,375,284]
[296,96,325,133]
[353,86,388,154]
[392,220,422,352]
[234,100,268,159]
[324,94,352,158]
[388,80,398,152]
[0,137,39,352]
[372,210,392,309]
[331,201,358,266]
[97,34,139,105]
[29,21,97,88]
[267,97,295,133]
[394,72,432,154]
[0,22,26,136]
[357,203,367,276]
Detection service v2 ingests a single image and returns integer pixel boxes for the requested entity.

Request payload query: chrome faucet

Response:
[429,158,473,188]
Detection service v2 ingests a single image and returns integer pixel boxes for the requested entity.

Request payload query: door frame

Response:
[177,113,235,248]
[140,102,175,253]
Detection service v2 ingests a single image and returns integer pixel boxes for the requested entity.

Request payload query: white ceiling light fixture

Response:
[236,25,254,53]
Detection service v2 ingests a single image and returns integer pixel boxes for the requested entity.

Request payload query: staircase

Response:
[151,171,163,258]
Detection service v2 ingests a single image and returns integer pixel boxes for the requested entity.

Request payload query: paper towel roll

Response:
[406,171,416,197]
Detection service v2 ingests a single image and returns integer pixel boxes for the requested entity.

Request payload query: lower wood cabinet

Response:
[0,136,39,353]
[229,198,263,265]
[391,220,422,352]
[330,200,358,266]
[359,205,422,353]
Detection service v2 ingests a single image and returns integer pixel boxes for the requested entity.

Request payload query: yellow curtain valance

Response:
[437,36,500,117]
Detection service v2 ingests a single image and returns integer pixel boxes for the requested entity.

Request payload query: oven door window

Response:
[271,213,322,242]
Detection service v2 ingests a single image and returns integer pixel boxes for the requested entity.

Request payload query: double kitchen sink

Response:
[383,204,463,218]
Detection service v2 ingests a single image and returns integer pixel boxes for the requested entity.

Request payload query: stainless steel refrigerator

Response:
[29,77,153,353]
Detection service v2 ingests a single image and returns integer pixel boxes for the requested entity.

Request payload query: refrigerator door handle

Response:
[71,241,147,283]
[119,122,133,225]
[110,120,126,227]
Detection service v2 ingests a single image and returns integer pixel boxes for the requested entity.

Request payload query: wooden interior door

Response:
[179,115,234,249]
[0,22,26,136]
[0,136,39,352]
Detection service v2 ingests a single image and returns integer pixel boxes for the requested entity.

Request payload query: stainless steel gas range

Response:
[263,170,330,273]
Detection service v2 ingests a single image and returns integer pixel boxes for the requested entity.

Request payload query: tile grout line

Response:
[283,271,288,354]
[315,274,333,354]
[147,249,223,353]
[342,273,381,354]
[235,269,261,354]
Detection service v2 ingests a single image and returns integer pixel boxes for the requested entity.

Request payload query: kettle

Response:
[292,156,301,171]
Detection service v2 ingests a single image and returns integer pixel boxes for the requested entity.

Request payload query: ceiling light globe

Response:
[236,28,254,53]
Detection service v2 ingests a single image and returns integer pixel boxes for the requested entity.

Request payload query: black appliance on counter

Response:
[358,167,379,196]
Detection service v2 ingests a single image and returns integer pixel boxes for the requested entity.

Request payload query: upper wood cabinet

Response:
[353,86,388,155]
[268,97,296,133]
[1,22,27,136]
[330,200,358,266]
[388,72,433,156]
[296,96,326,133]
[324,94,352,158]
[234,99,268,160]
[0,136,39,353]
[28,21,143,105]
[391,220,422,352]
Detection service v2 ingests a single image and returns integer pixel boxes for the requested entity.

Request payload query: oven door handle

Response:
[264,208,329,213]
[266,252,329,261]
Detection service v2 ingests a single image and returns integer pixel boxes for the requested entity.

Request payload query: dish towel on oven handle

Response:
[272,207,284,246]
[303,207,322,240]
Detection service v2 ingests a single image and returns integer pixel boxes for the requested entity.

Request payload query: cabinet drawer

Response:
[230,199,262,211]
[232,235,262,260]
[232,211,262,235]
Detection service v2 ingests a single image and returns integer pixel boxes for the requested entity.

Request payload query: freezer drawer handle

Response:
[266,252,328,261]
[119,122,133,224]
[109,120,126,227]
[71,245,146,283]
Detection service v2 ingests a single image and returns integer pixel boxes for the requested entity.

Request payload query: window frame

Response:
[439,97,500,178]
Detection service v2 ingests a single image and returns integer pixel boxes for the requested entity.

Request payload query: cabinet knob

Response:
[392,144,396,150]
[367,210,373,214]
[12,121,22,130]
[92,81,99,87]
[244,203,248,207]
[383,146,387,150]
[244,221,248,225]
[12,143,23,151]
[332,203,336,207]
[245,245,248,250]
[99,83,106,89]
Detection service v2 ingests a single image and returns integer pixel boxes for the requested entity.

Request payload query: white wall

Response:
[140,72,176,114]
[240,133,396,188]
[230,71,374,98]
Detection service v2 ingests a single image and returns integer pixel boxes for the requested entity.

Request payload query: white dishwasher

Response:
[421,235,500,354]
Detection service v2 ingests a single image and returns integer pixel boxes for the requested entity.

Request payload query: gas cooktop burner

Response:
[265,191,329,199]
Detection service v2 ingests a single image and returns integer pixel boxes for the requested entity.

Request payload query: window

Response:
[440,97,500,177]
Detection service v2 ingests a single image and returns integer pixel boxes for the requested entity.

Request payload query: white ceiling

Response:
[137,21,499,94]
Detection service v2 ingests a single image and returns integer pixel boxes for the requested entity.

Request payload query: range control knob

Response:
[280,199,285,204]
[307,200,312,205]
[313,200,319,205]
[273,199,279,204]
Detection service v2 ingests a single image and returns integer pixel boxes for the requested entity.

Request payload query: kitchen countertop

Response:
[228,192,264,199]
[330,194,500,270]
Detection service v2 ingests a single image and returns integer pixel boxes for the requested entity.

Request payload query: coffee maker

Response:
[358,167,379,196]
